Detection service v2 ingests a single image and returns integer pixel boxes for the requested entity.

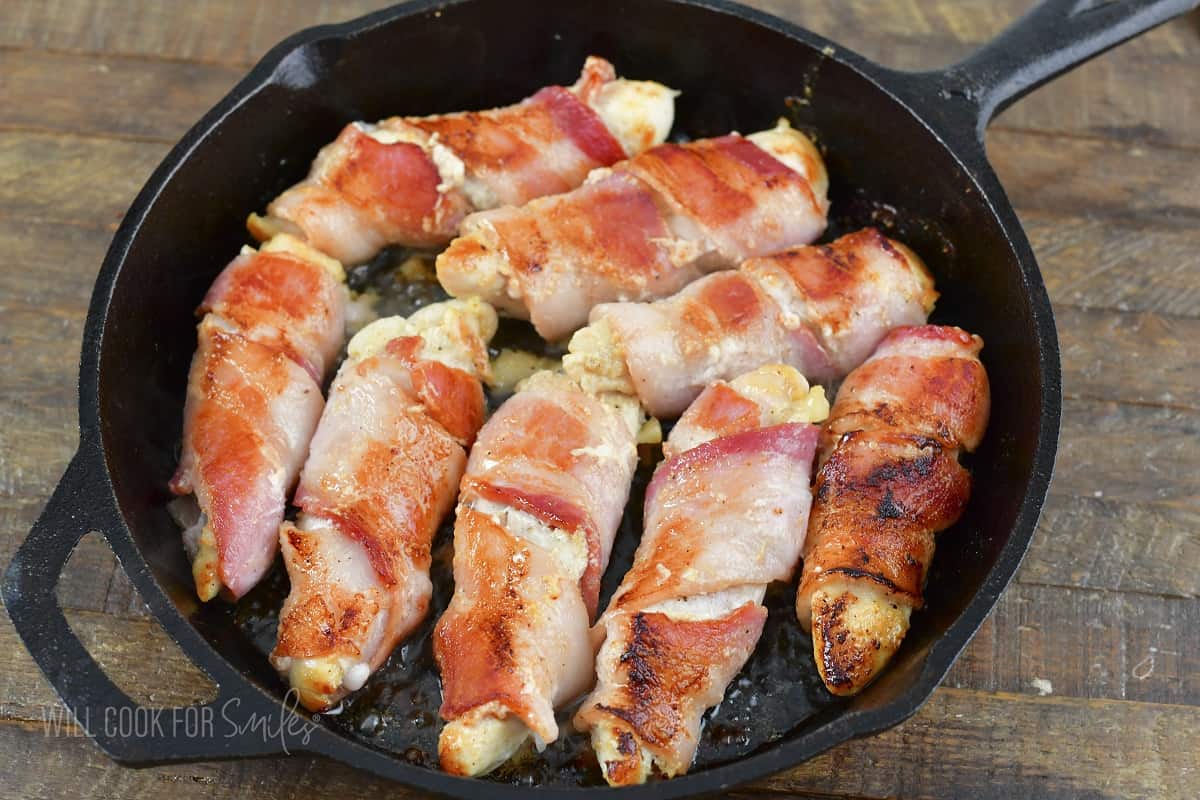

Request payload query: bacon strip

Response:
[249,57,674,265]
[271,300,495,712]
[797,325,990,696]
[169,236,346,602]
[253,122,470,263]
[435,373,639,776]
[437,121,828,341]
[410,84,625,208]
[569,227,936,417]
[576,366,824,784]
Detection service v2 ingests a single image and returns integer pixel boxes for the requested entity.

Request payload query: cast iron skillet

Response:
[5,0,1195,795]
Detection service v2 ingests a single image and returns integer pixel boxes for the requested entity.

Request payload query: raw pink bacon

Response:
[797,325,990,697]
[252,123,471,263]
[271,300,495,712]
[575,366,824,785]
[198,243,345,380]
[408,84,626,208]
[170,236,346,601]
[435,373,640,776]
[249,57,674,265]
[437,122,829,341]
[568,227,937,417]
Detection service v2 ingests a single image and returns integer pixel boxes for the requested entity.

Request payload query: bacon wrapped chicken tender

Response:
[271,299,496,712]
[249,57,676,265]
[169,236,346,601]
[797,325,990,696]
[576,365,828,785]
[565,227,936,418]
[437,119,828,340]
[434,372,643,776]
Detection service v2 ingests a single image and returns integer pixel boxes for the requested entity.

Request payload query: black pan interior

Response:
[94,0,1045,787]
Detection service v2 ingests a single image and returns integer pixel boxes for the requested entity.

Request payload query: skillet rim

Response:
[74,0,1062,795]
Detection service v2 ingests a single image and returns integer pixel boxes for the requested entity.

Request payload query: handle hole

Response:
[56,532,218,708]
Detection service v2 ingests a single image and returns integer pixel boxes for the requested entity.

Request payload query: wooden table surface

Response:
[1,1,1198,798]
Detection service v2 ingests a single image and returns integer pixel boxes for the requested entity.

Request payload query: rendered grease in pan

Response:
[218,245,837,786]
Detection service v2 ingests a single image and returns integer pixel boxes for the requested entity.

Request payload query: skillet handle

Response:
[942,0,1198,129]
[2,443,314,765]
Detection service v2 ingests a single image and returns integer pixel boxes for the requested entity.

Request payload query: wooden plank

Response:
[8,0,1195,67]
[3,1,1197,150]
[1,0,389,65]
[754,689,1200,800]
[988,129,1200,231]
[0,133,166,226]
[1053,398,1199,508]
[945,583,1200,705]
[1026,212,1200,318]
[842,38,1200,150]
[0,49,242,142]
[1057,306,1200,410]
[1023,494,1200,599]
[0,1,1194,798]
[0,718,413,800]
[753,0,1200,60]
[0,687,1194,800]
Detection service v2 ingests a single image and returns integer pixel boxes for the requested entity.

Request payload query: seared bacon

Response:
[270,300,496,712]
[170,236,346,601]
[575,366,827,784]
[797,325,990,696]
[436,119,829,341]
[435,372,641,776]
[565,227,936,417]
[249,57,676,265]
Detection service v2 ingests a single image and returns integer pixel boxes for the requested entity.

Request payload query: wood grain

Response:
[4,1,1198,149]
[0,49,243,142]
[989,130,1200,230]
[0,132,165,226]
[1027,212,1200,318]
[1054,399,1198,508]
[1,688,1194,800]
[752,690,1200,800]
[1022,495,1200,598]
[0,1,1198,798]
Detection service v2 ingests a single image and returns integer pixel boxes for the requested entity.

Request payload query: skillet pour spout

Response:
[4,0,1195,796]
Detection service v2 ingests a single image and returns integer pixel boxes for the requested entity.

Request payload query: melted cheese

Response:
[728,364,829,425]
[439,703,531,777]
[643,583,766,621]
[472,498,588,582]
[562,318,635,396]
[746,118,828,202]
[490,349,562,394]
[347,297,498,377]
[588,79,678,157]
